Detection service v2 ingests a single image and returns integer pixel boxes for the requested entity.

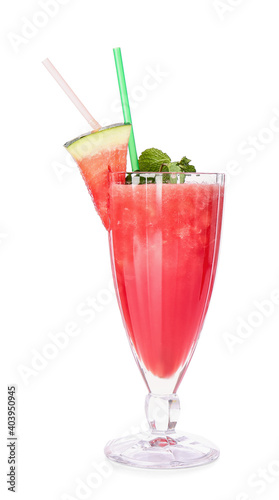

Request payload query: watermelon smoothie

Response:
[109,174,224,384]
[46,45,225,463]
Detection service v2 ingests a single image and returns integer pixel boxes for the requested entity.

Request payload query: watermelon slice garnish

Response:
[64,123,131,229]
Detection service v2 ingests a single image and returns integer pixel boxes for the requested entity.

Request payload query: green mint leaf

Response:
[168,162,183,182]
[179,156,191,166]
[160,163,170,172]
[178,156,196,172]
[125,173,133,184]
[138,148,171,172]
[168,162,180,172]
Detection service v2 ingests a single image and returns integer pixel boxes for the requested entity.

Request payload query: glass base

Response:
[104,431,219,469]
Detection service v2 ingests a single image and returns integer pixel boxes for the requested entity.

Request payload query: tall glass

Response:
[105,172,225,469]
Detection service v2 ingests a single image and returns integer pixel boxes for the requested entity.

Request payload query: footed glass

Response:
[105,172,225,469]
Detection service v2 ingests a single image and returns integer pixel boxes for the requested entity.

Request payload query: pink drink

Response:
[109,176,224,384]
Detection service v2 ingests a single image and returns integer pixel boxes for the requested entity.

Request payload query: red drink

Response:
[109,176,224,384]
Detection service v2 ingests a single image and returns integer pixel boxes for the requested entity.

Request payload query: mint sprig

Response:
[138,149,196,173]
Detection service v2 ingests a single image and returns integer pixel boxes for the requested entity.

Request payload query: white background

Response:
[1,0,279,499]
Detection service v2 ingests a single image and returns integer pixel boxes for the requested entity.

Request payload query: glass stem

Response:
[145,393,180,434]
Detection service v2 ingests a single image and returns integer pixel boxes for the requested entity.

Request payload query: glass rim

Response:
[109,171,225,177]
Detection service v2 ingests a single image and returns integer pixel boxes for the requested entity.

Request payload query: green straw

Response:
[113,48,139,171]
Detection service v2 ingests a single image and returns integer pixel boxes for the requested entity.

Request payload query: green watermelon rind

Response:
[64,123,131,162]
